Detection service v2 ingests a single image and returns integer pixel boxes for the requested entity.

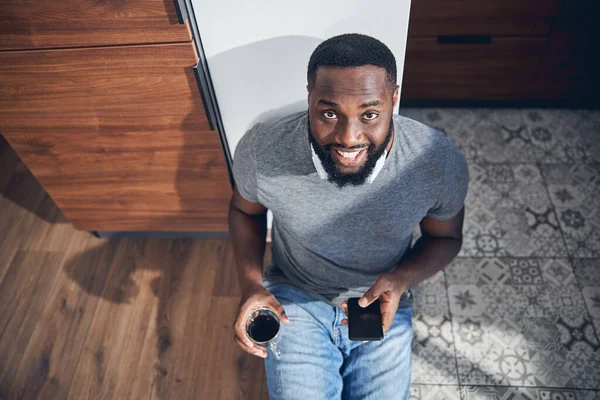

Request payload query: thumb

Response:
[271,302,290,324]
[359,276,391,307]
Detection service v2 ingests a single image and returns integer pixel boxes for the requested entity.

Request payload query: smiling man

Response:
[229,34,469,399]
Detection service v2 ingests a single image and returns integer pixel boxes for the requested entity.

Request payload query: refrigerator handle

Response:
[174,0,188,24]
[180,0,234,187]
[193,64,217,131]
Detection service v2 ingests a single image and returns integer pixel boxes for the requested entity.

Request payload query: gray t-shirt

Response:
[233,111,468,306]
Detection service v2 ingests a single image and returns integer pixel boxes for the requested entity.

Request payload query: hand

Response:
[342,271,410,334]
[233,285,289,358]
[339,300,368,344]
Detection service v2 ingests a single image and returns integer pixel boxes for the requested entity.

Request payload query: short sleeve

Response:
[232,124,261,203]
[427,141,469,220]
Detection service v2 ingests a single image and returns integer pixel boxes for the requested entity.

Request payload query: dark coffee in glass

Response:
[245,308,282,359]
[248,314,279,342]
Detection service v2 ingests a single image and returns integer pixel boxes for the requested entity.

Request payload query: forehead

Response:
[312,65,389,101]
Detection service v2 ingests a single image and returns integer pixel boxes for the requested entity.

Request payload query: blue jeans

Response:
[263,281,413,400]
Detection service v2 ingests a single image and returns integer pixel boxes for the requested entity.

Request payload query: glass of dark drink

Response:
[245,308,281,359]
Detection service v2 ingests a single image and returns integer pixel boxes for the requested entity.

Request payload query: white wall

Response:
[191,1,412,232]
[192,0,412,155]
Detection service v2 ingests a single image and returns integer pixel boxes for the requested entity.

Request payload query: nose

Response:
[334,118,365,149]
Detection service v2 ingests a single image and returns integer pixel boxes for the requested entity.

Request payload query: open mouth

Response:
[330,147,368,167]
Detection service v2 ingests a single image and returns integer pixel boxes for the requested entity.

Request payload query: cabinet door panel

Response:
[0,43,232,232]
[0,0,190,50]
[408,0,561,37]
[402,37,546,100]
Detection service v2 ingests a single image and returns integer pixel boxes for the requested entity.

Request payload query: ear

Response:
[392,85,400,110]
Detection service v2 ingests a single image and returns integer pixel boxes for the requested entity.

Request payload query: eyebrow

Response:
[317,99,383,108]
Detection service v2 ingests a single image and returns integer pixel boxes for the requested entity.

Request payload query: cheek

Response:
[311,120,335,142]
[364,124,389,145]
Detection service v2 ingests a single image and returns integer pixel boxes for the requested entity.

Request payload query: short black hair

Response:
[307,33,397,92]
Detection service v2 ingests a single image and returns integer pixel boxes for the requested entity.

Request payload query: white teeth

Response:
[336,150,360,159]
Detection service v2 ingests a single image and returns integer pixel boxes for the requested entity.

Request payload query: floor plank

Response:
[7,236,119,400]
[0,251,64,395]
[0,163,47,283]
[66,238,163,400]
[199,296,269,400]
[147,239,225,400]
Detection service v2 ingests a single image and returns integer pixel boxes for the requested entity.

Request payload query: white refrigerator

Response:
[183,0,412,229]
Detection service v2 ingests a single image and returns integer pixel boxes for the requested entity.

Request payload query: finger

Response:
[235,336,266,358]
[234,326,255,349]
[234,336,266,358]
[340,302,348,316]
[359,278,391,307]
[341,318,348,326]
[271,303,290,324]
[381,311,394,333]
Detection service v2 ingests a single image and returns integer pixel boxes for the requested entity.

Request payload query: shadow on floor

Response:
[0,134,69,223]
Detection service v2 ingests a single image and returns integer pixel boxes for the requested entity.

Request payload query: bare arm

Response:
[230,186,289,358]
[228,186,268,298]
[394,207,464,288]
[353,208,465,332]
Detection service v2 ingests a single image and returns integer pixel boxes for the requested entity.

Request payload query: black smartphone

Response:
[347,297,384,341]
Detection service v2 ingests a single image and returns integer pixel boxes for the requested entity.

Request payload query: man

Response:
[229,33,468,399]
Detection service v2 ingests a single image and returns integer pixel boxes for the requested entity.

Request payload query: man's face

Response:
[308,65,399,188]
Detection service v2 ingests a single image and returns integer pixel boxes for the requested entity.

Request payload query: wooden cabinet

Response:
[0,0,191,50]
[530,0,599,103]
[403,37,546,100]
[0,2,232,232]
[407,0,561,37]
[402,0,598,104]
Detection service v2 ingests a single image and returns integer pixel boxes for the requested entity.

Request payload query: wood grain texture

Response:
[0,0,191,51]
[0,43,232,232]
[66,239,171,400]
[402,37,546,100]
[8,236,119,400]
[0,162,48,283]
[1,119,268,400]
[0,251,64,395]
[407,0,562,37]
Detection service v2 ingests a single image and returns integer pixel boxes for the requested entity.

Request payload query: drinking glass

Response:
[245,307,281,360]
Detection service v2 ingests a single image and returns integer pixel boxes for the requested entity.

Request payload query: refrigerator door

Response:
[190,0,412,156]
[189,1,412,231]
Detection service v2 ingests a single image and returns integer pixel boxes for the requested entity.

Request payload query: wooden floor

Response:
[0,134,269,400]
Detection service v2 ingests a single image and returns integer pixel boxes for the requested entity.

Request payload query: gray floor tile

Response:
[399,108,536,163]
[573,259,600,340]
[521,109,600,164]
[461,163,566,257]
[446,258,600,389]
[542,164,600,257]
[409,384,462,400]
[460,385,600,400]
[412,271,458,385]
[405,108,599,394]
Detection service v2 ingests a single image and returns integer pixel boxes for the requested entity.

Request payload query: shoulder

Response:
[251,111,308,149]
[393,114,462,165]
[235,111,307,159]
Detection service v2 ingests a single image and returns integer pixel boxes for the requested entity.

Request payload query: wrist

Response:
[240,280,265,299]
[392,263,418,289]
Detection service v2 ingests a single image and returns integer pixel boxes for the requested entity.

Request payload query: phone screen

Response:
[347,297,384,341]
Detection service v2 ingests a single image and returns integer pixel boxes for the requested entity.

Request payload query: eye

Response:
[363,112,378,120]
[323,111,337,119]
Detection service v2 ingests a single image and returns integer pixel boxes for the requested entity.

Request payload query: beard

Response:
[308,117,393,188]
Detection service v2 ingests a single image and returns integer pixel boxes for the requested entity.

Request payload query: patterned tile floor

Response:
[399,108,600,400]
